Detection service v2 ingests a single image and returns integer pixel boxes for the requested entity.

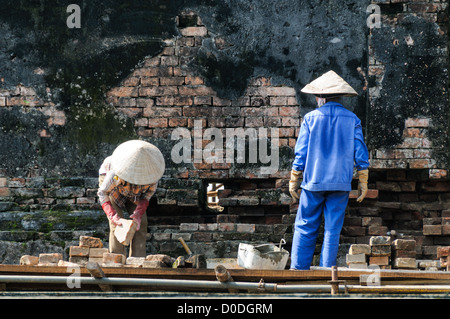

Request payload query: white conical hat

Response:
[301,70,358,96]
[111,140,165,185]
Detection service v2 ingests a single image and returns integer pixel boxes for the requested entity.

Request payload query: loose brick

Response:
[39,253,63,265]
[369,236,391,246]
[79,236,103,248]
[146,254,172,266]
[392,250,416,258]
[371,245,391,256]
[392,239,416,251]
[69,246,90,257]
[89,248,109,258]
[69,256,88,266]
[20,255,39,266]
[394,258,416,269]
[143,260,167,268]
[126,257,145,267]
[369,256,390,266]
[346,253,367,264]
[437,246,450,258]
[103,253,126,264]
[348,263,368,269]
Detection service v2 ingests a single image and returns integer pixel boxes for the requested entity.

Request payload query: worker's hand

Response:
[289,170,302,201]
[101,201,122,226]
[356,169,369,203]
[130,199,149,231]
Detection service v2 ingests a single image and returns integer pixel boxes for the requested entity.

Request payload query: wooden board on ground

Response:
[1,264,450,285]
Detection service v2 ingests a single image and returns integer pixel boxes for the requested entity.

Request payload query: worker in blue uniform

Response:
[289,70,370,270]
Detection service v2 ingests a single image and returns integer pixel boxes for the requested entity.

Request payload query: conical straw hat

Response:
[111,140,165,185]
[301,70,358,96]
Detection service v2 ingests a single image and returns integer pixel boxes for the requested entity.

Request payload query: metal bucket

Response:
[237,239,289,270]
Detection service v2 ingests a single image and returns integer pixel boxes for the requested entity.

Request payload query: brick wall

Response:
[0,5,449,263]
[105,11,297,220]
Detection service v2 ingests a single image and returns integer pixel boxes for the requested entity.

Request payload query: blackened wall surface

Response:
[0,0,370,178]
[187,0,369,115]
[369,14,449,167]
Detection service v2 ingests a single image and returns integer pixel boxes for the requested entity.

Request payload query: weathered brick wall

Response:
[0,3,449,263]
[105,11,296,220]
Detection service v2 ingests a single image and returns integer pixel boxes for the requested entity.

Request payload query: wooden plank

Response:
[86,262,113,292]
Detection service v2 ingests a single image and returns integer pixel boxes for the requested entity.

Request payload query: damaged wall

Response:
[0,0,449,264]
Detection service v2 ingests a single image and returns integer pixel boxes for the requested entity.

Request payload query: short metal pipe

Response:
[347,285,450,294]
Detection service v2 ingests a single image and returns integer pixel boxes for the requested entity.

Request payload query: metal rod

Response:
[347,285,450,294]
[0,275,341,293]
[3,275,450,294]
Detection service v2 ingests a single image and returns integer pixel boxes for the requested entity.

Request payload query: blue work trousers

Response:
[290,189,349,270]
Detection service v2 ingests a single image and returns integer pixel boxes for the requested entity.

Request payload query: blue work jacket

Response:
[292,102,370,192]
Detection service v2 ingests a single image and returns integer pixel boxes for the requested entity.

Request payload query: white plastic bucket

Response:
[237,240,289,270]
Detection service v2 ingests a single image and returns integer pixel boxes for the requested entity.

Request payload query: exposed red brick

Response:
[281,117,299,127]
[143,107,182,117]
[169,118,188,127]
[423,225,442,235]
[405,118,430,128]
[182,76,203,86]
[429,169,447,180]
[409,3,444,13]
[117,107,142,118]
[139,86,178,97]
[107,87,138,97]
[178,85,215,96]
[148,118,168,128]
[279,106,300,116]
[140,77,159,86]
[179,26,208,37]
[409,159,436,169]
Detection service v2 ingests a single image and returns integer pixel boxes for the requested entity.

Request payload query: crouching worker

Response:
[289,71,370,270]
[98,140,165,257]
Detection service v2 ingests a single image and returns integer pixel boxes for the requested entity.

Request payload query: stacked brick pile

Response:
[68,236,107,266]
[18,236,190,269]
[346,243,371,269]
[346,236,418,270]
[392,239,416,269]
[369,236,392,269]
